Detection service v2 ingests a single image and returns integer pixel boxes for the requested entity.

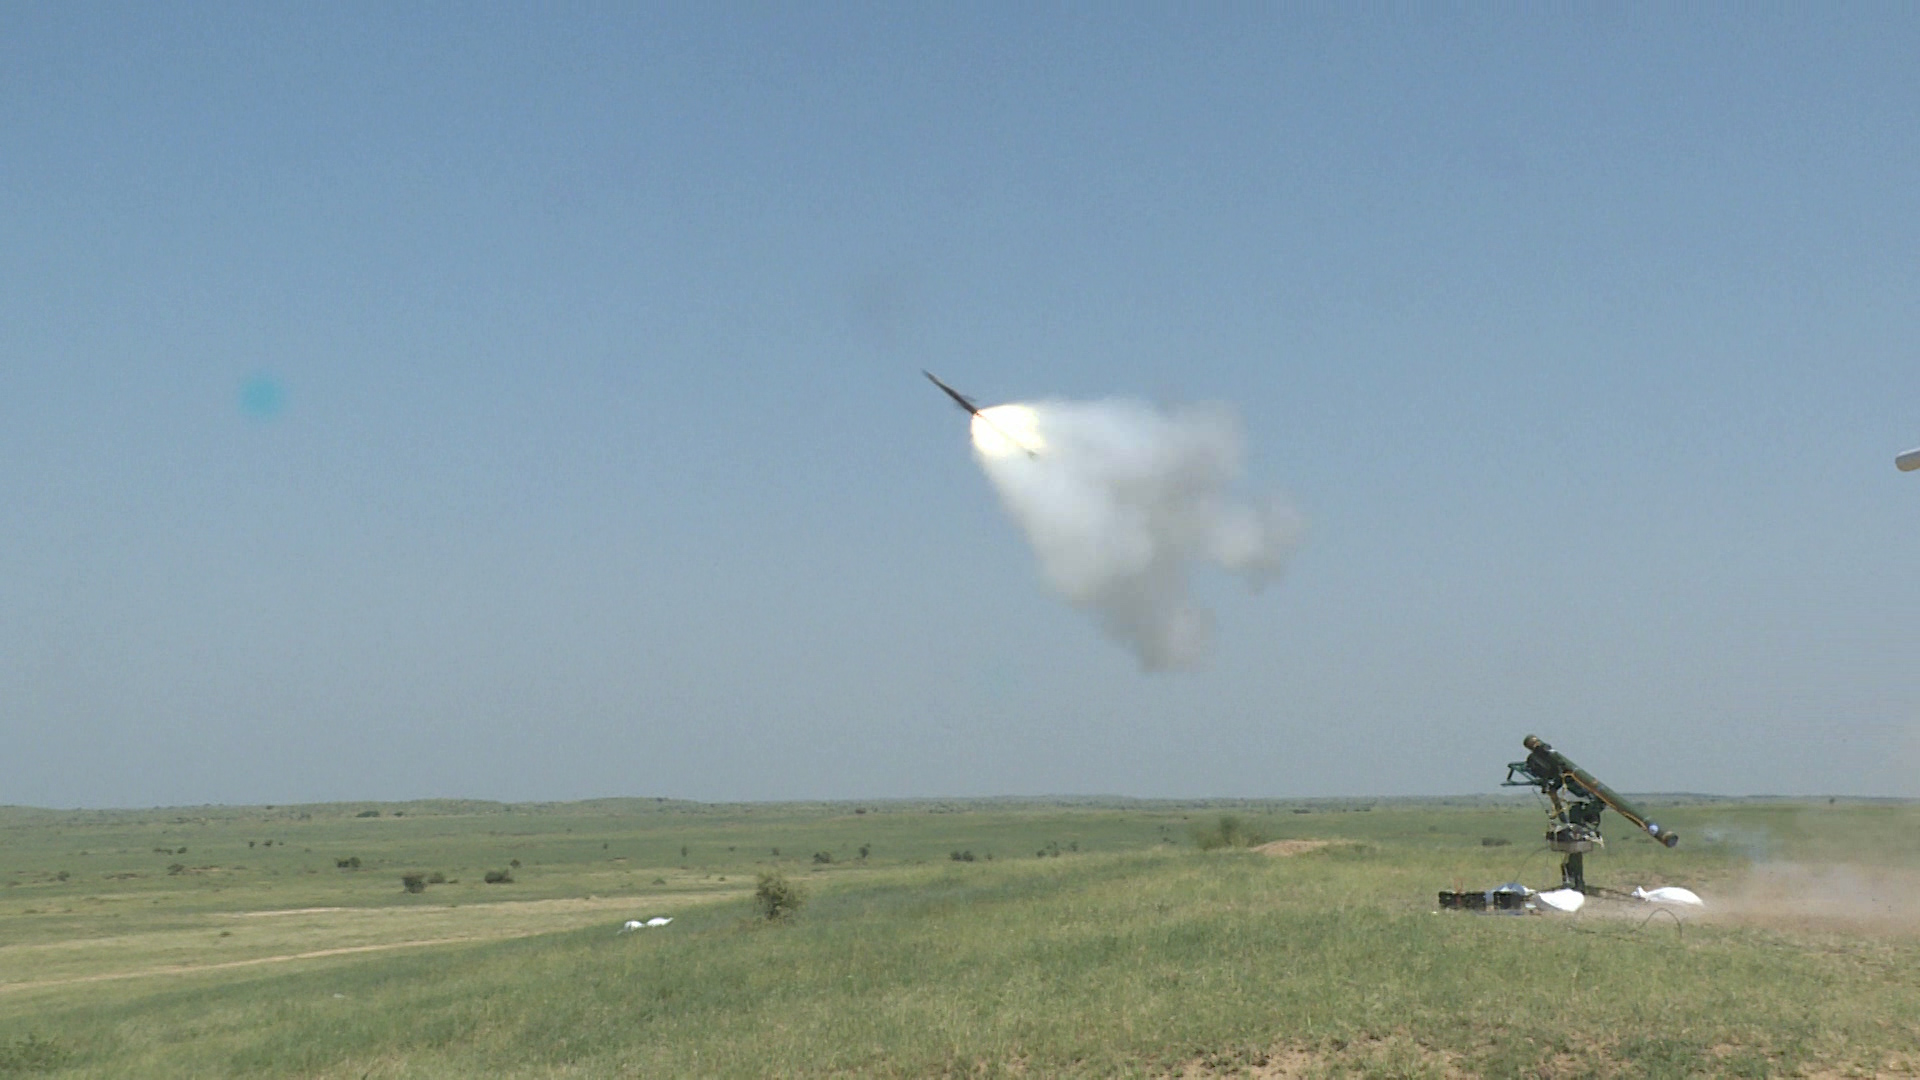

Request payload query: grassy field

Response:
[1,796,1916,1077]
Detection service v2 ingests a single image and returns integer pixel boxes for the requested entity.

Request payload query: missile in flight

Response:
[923,371,1039,458]
[923,370,981,416]
[1898,447,1920,472]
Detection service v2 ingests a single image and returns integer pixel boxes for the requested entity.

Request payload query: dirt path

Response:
[0,935,515,993]
[0,889,741,994]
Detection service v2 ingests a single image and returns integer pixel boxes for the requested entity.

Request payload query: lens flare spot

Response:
[239,374,286,419]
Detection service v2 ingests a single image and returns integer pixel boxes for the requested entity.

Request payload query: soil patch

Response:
[1252,840,1332,858]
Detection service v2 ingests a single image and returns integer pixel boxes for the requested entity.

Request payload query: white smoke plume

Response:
[969,398,1301,671]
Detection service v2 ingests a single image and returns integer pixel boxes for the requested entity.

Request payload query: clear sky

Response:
[4,6,1917,808]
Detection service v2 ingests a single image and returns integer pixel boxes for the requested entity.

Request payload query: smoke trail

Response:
[970,399,1300,671]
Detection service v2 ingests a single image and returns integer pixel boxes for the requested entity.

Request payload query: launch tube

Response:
[1523,735,1679,847]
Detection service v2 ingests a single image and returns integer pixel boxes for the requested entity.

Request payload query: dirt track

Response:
[0,889,737,995]
[0,935,513,993]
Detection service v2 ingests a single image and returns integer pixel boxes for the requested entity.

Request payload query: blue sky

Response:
[4,6,1917,807]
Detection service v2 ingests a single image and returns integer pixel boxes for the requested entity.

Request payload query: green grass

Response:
[1,797,1915,1077]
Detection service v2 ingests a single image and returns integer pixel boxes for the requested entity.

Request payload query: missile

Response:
[923,370,980,416]
[923,371,1038,458]
[1898,447,1920,472]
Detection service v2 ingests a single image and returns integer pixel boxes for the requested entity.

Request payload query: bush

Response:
[356,809,380,818]
[754,872,804,920]
[811,851,833,864]
[0,1034,70,1072]
[427,871,447,884]
[1191,814,1265,851]
[401,873,427,894]
[484,869,513,884]
[1480,837,1512,847]
[949,850,975,862]
[335,856,361,870]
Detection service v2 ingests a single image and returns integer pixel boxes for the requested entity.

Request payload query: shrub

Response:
[484,869,513,884]
[754,872,804,920]
[356,809,380,818]
[335,856,361,870]
[811,851,833,864]
[1481,837,1513,847]
[858,843,870,860]
[167,863,185,876]
[1191,814,1265,851]
[949,850,975,862]
[401,873,426,894]
[0,1034,70,1072]
[427,871,446,884]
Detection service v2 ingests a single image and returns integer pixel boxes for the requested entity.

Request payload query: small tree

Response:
[484,868,514,884]
[401,873,427,894]
[1190,814,1264,851]
[754,872,804,920]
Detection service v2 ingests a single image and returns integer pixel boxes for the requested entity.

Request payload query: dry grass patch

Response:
[1251,840,1333,858]
[1174,1035,1467,1079]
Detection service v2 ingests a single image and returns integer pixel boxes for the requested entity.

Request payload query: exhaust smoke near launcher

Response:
[923,372,1300,671]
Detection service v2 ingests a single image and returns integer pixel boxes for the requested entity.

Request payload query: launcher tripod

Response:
[1502,735,1679,893]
